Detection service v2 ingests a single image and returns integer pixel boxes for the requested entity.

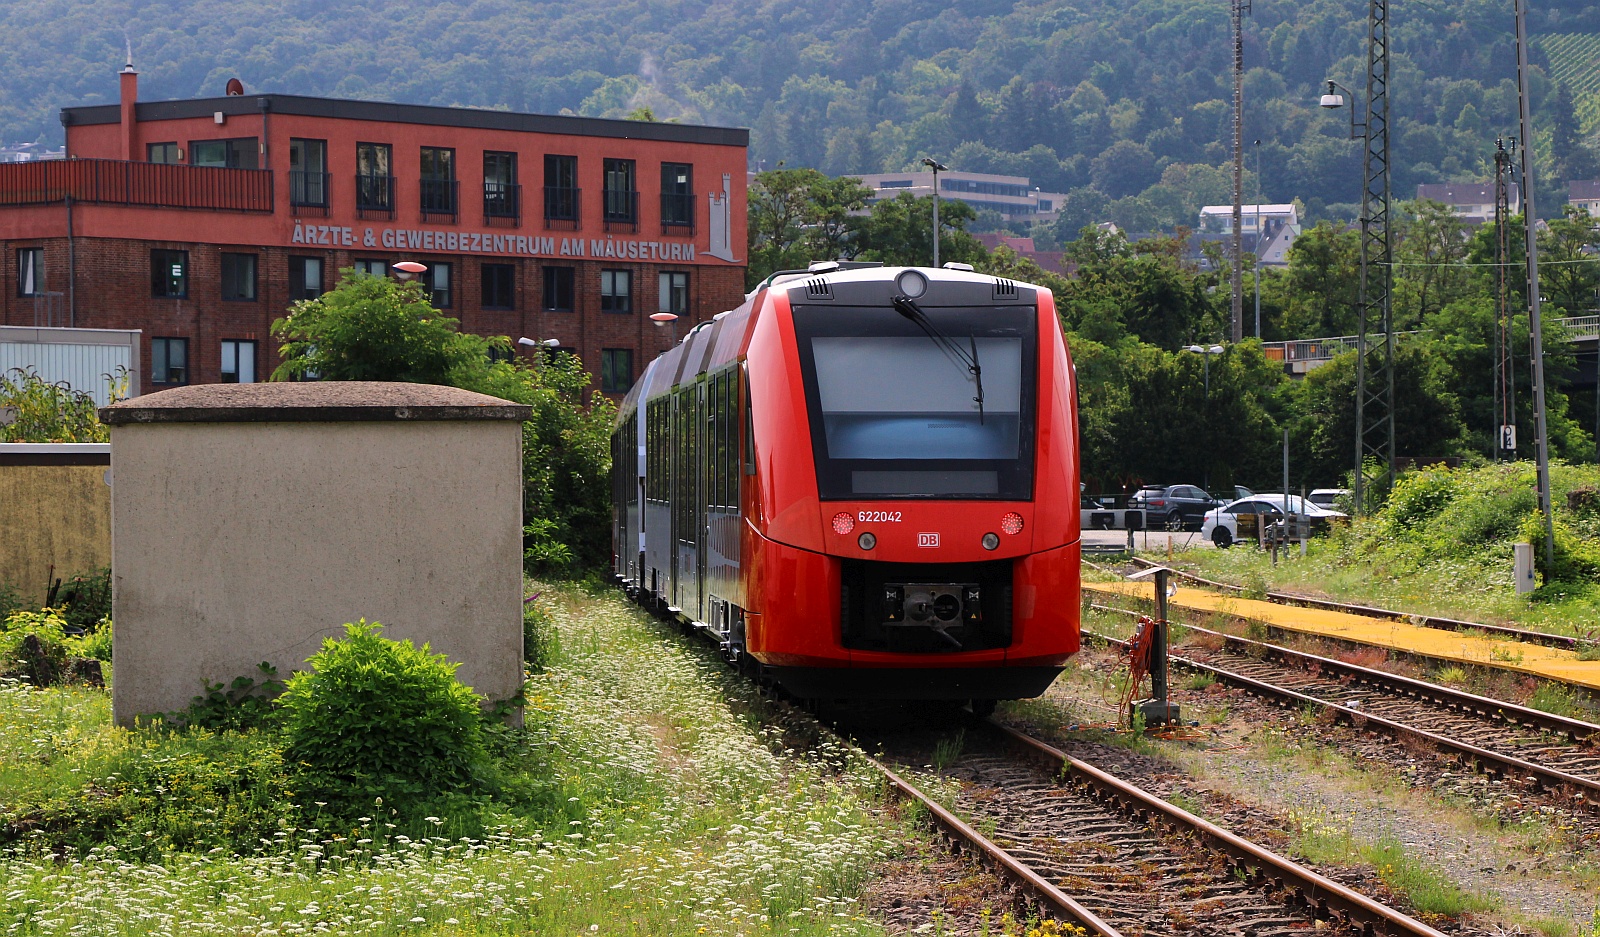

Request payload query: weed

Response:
[1488,645,1526,665]
[162,661,284,732]
[1434,666,1467,684]
[1362,837,1499,918]
[1183,671,1216,692]
[523,593,560,672]
[932,729,966,772]
[1528,681,1586,719]
[1244,620,1270,641]
[1577,644,1600,662]
[1242,570,1270,600]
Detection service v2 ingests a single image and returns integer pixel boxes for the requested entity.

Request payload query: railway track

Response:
[1085,601,1600,811]
[857,715,1448,937]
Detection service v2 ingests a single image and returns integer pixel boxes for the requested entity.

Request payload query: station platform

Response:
[1084,580,1600,693]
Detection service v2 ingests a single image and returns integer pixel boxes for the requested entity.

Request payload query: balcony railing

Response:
[660,191,695,234]
[356,172,394,219]
[603,188,638,232]
[544,185,581,229]
[420,178,458,219]
[0,158,272,212]
[484,181,520,225]
[289,170,330,216]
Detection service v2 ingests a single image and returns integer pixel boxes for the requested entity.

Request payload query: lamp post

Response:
[1184,343,1226,489]
[517,336,560,365]
[391,261,427,280]
[921,157,949,268]
[1252,139,1263,339]
[650,311,679,347]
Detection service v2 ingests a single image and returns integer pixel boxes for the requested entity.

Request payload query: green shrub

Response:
[164,662,284,732]
[54,567,111,632]
[523,595,559,672]
[0,609,72,683]
[73,620,112,662]
[279,620,489,807]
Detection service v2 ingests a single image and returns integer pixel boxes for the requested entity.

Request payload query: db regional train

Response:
[611,262,1081,708]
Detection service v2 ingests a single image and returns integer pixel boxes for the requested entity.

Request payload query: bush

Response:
[53,567,111,632]
[523,595,559,672]
[0,609,72,683]
[279,620,490,807]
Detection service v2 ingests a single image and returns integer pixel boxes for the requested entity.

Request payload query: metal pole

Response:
[1230,0,1249,344]
[931,166,940,269]
[1152,568,1170,707]
[1515,0,1557,570]
[1254,141,1262,339]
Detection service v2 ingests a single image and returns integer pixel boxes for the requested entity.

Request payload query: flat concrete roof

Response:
[101,382,532,424]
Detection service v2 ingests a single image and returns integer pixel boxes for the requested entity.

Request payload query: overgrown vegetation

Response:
[0,367,122,443]
[271,272,615,575]
[0,588,904,935]
[1181,461,1600,640]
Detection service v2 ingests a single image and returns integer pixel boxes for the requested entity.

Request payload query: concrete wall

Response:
[106,384,527,725]
[0,445,111,604]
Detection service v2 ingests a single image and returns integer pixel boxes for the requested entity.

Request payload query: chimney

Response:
[119,64,138,162]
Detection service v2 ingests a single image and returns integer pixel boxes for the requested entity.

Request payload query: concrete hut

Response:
[100,382,530,726]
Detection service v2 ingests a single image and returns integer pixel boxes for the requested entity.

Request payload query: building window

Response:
[484,151,519,219]
[542,266,575,312]
[602,158,636,227]
[190,138,258,169]
[221,253,257,301]
[659,271,689,315]
[481,263,515,309]
[420,146,457,216]
[424,262,452,308]
[151,249,188,298]
[601,348,634,394]
[354,259,388,278]
[661,163,693,228]
[17,248,43,297]
[147,142,180,164]
[220,340,257,384]
[289,138,328,208]
[289,256,323,300]
[356,143,393,213]
[150,338,189,385]
[601,269,632,313]
[544,154,579,223]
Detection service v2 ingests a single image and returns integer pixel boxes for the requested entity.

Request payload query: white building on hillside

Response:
[1415,182,1521,225]
[852,170,1070,221]
[1570,180,1600,217]
[1197,203,1301,266]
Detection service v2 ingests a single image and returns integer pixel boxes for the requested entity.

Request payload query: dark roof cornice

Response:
[62,93,748,147]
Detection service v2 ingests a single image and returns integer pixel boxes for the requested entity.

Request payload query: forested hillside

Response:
[4,0,1600,227]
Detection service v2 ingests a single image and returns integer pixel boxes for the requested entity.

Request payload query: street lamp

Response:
[392,261,427,280]
[650,311,679,346]
[517,336,560,365]
[921,157,948,268]
[1319,80,1366,141]
[1185,343,1226,489]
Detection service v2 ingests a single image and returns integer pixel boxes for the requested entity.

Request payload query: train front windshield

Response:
[795,305,1037,500]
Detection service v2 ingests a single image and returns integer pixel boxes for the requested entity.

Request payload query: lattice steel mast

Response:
[1352,0,1394,509]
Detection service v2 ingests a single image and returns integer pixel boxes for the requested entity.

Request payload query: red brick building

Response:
[0,69,748,395]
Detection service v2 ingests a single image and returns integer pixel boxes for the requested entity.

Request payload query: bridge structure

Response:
[1261,315,1599,378]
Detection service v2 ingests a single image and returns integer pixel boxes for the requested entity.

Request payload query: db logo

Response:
[917,532,940,548]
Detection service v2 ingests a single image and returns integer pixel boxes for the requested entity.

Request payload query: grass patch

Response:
[0,586,901,935]
[1289,811,1498,920]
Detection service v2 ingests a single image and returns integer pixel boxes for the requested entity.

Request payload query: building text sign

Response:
[291,224,704,263]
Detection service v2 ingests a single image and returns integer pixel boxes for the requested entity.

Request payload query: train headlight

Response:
[895,269,928,298]
[858,531,877,550]
[1001,512,1024,535]
[832,512,855,535]
[981,532,1000,550]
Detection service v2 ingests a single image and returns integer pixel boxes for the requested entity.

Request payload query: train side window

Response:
[741,366,756,476]
[715,371,729,507]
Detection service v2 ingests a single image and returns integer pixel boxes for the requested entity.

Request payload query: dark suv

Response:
[1130,484,1221,531]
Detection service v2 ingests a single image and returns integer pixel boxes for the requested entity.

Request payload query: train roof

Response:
[615,265,1051,420]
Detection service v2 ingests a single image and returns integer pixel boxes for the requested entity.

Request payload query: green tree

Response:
[1281,222,1361,337]
[745,168,872,287]
[1538,206,1600,315]
[853,192,986,268]
[1392,198,1470,329]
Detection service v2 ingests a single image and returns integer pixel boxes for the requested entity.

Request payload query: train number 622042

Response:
[857,511,903,523]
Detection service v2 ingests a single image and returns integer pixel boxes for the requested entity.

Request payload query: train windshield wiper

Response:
[891,294,985,424]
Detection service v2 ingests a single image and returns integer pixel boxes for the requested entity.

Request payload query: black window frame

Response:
[219,339,258,384]
[420,146,457,217]
[660,162,694,229]
[289,138,329,208]
[542,265,575,312]
[146,142,180,164]
[188,137,258,169]
[658,270,689,315]
[355,142,394,214]
[601,347,634,394]
[484,151,519,220]
[16,247,43,297]
[288,255,324,300]
[481,263,516,310]
[150,337,189,386]
[220,252,258,302]
[424,261,453,309]
[600,268,632,313]
[602,158,637,228]
[353,258,389,278]
[544,154,579,224]
[151,249,189,298]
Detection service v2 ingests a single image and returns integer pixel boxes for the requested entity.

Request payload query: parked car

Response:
[1308,488,1351,509]
[1129,484,1221,531]
[1200,494,1347,548]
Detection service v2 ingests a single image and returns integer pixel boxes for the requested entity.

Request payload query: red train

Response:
[612,262,1081,708]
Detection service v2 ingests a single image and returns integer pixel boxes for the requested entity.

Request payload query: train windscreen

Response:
[794,305,1037,500]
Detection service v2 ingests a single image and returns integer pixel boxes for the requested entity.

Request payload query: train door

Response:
[673,385,700,617]
[696,377,711,623]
